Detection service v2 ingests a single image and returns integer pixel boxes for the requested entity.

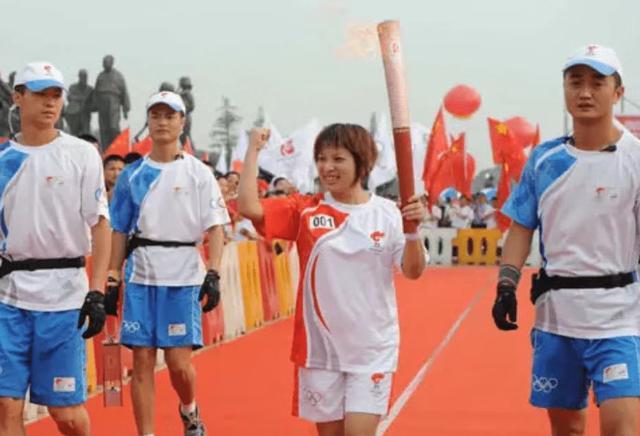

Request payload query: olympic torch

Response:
[377,20,417,233]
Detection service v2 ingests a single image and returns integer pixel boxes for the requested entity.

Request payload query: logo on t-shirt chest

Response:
[369,230,385,252]
[44,175,64,186]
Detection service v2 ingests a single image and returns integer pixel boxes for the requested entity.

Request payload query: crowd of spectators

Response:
[103,149,498,242]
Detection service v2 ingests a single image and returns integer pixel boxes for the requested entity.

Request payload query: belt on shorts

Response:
[126,235,196,258]
[530,268,637,304]
[0,256,86,278]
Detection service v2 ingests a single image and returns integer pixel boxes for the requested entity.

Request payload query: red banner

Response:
[616,115,640,139]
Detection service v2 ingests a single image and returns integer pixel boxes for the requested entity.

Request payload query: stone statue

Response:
[64,69,93,136]
[177,76,194,144]
[93,55,130,150]
[7,71,16,89]
[0,73,12,137]
[159,81,176,92]
[5,72,20,136]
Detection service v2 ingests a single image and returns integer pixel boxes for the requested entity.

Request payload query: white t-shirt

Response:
[110,154,230,286]
[449,204,474,228]
[422,204,442,229]
[481,204,496,228]
[503,131,640,339]
[256,192,417,373]
[0,132,109,311]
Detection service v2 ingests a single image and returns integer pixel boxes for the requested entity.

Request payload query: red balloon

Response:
[443,85,481,118]
[505,116,536,147]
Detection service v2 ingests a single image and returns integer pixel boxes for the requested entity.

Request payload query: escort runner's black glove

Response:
[104,277,121,316]
[77,290,106,339]
[199,269,221,313]
[491,264,520,331]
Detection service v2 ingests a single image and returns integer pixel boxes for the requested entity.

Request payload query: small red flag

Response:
[495,163,512,231]
[132,136,153,156]
[422,107,449,199]
[532,124,541,149]
[103,128,130,158]
[450,133,475,199]
[488,117,527,181]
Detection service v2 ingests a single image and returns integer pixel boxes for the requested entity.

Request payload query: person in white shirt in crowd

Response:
[472,193,496,229]
[238,123,427,436]
[419,193,442,229]
[493,44,640,436]
[0,62,110,436]
[448,196,474,229]
[106,91,229,436]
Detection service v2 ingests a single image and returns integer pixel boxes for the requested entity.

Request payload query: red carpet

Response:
[28,268,604,435]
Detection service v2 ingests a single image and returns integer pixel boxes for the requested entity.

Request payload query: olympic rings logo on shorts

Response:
[302,388,323,407]
[122,320,141,334]
[532,375,559,393]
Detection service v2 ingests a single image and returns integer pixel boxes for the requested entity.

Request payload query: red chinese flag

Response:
[132,136,153,156]
[495,163,512,231]
[103,128,130,158]
[428,149,456,205]
[532,124,541,149]
[488,117,527,181]
[488,118,516,164]
[422,107,449,194]
[450,133,475,199]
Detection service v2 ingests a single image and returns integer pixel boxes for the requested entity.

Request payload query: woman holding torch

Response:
[238,123,427,435]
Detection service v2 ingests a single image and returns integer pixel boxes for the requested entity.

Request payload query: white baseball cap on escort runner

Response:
[563,44,624,83]
[14,61,65,91]
[145,91,186,114]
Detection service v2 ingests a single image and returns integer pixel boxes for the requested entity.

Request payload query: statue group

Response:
[0,55,195,151]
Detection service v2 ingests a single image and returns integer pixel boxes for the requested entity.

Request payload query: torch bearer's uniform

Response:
[0,132,108,406]
[254,192,408,421]
[109,154,229,350]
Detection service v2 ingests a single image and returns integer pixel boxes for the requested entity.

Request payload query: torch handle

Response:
[378,20,417,233]
[393,128,418,233]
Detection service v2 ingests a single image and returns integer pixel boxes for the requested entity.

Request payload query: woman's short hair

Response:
[313,123,378,184]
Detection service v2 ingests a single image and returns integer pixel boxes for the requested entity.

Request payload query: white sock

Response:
[180,401,196,415]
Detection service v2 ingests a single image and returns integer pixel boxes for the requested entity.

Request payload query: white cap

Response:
[14,61,65,91]
[145,91,186,114]
[563,44,624,83]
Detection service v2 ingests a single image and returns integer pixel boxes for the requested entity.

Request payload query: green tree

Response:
[210,97,242,170]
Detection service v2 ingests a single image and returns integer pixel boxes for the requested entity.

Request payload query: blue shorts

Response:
[0,302,86,406]
[121,283,203,349]
[530,328,640,409]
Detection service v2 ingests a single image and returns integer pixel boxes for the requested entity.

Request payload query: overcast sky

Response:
[2,0,638,170]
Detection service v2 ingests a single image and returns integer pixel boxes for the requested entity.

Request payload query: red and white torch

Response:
[377,20,417,233]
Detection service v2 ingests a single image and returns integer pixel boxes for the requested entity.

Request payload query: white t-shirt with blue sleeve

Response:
[0,132,109,311]
[110,154,230,286]
[503,130,640,338]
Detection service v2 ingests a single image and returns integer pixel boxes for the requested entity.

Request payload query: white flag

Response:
[368,112,396,190]
[411,122,429,195]
[256,121,285,175]
[259,120,320,193]
[215,145,228,174]
[231,124,249,166]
